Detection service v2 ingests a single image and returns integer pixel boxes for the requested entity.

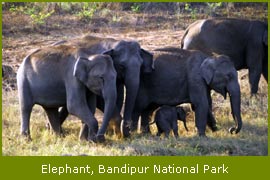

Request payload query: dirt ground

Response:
[2,22,184,92]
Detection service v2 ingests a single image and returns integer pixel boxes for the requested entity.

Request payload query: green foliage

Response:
[131,3,141,13]
[207,2,223,10]
[77,2,97,22]
[30,11,54,26]
[8,4,53,26]
[206,2,223,15]
[184,3,198,20]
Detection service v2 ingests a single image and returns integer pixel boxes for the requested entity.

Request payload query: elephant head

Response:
[104,40,154,137]
[176,107,188,131]
[200,55,242,134]
[73,54,117,139]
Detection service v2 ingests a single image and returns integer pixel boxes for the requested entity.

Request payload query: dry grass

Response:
[2,77,268,156]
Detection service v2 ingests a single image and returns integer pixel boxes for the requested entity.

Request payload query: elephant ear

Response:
[140,49,154,73]
[263,30,268,46]
[73,57,88,83]
[200,58,216,85]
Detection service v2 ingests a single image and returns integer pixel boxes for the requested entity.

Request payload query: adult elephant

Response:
[180,18,268,94]
[132,47,242,137]
[53,35,154,138]
[17,45,117,142]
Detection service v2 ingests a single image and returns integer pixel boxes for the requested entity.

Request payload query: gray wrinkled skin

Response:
[17,45,117,142]
[53,35,154,138]
[181,18,268,94]
[132,47,242,137]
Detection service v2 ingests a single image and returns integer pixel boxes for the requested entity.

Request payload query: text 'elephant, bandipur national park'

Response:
[17,45,117,142]
[131,47,242,137]
[51,35,154,139]
[180,18,268,95]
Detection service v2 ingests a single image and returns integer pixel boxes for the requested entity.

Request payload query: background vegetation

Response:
[2,2,268,156]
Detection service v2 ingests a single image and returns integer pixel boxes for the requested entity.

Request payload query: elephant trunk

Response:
[227,80,242,134]
[122,67,140,137]
[96,76,117,141]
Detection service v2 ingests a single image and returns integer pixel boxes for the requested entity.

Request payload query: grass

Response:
[2,78,268,156]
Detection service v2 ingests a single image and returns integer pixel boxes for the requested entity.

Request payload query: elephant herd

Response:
[17,18,268,142]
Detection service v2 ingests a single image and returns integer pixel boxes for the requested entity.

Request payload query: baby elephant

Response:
[151,105,188,138]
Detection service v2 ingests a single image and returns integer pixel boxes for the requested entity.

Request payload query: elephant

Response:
[180,18,268,94]
[131,47,242,137]
[150,105,188,138]
[17,45,117,142]
[52,35,154,138]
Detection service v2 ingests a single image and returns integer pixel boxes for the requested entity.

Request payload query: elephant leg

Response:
[20,102,33,138]
[59,106,69,126]
[156,126,162,137]
[164,130,170,138]
[78,93,97,141]
[248,68,261,95]
[44,107,62,135]
[46,106,68,132]
[206,92,218,131]
[140,108,156,134]
[140,111,151,134]
[67,99,98,142]
[207,109,218,132]
[18,86,34,139]
[172,121,179,138]
[192,102,208,136]
[195,110,207,136]
[246,46,263,94]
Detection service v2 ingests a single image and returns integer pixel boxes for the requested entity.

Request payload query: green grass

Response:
[2,80,268,156]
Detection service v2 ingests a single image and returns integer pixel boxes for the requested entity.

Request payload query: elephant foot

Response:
[87,135,97,143]
[140,125,150,134]
[96,134,106,143]
[121,120,131,138]
[21,132,32,142]
[198,132,207,138]
[211,125,219,132]
[122,126,131,138]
